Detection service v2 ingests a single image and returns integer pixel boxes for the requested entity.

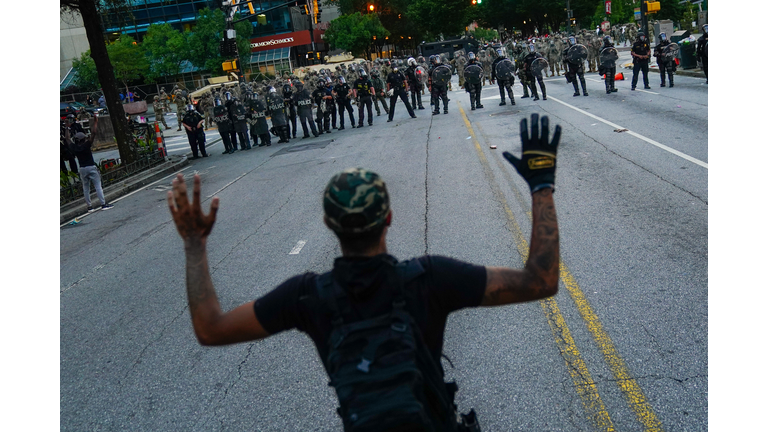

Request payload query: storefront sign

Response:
[250,30,312,52]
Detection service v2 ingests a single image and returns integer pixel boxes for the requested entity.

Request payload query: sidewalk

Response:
[60,154,190,225]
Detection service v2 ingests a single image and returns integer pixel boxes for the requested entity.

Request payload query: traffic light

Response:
[645,1,660,13]
[257,14,267,25]
[222,59,239,71]
[247,2,255,15]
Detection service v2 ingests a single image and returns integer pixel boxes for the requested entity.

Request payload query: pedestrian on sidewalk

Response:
[182,104,207,159]
[65,115,114,212]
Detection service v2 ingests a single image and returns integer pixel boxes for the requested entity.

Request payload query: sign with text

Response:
[250,30,312,52]
[606,1,611,15]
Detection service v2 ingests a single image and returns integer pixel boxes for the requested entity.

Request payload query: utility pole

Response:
[566,0,574,35]
[640,0,649,41]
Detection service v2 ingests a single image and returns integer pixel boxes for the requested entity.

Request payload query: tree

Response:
[107,35,149,94]
[61,0,138,164]
[187,8,253,76]
[72,50,99,91]
[143,23,190,82]
[406,0,473,40]
[324,12,390,58]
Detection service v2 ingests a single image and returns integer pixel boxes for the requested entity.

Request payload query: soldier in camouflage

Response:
[547,37,561,77]
[174,88,187,131]
[153,95,171,130]
[514,44,531,99]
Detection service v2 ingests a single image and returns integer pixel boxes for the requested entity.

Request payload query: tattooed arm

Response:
[482,114,562,306]
[481,188,559,306]
[168,173,270,345]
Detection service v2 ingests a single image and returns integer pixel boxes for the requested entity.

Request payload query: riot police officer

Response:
[247,92,271,147]
[333,76,356,130]
[386,65,417,122]
[312,79,332,134]
[563,36,589,96]
[282,83,298,138]
[213,98,235,154]
[600,36,619,94]
[631,32,652,90]
[523,43,548,100]
[405,57,426,110]
[653,33,676,88]
[354,69,375,127]
[428,56,451,115]
[223,91,239,149]
[491,48,516,106]
[181,104,207,159]
[697,24,708,84]
[291,80,319,138]
[266,86,290,143]
[463,52,484,110]
[231,97,252,150]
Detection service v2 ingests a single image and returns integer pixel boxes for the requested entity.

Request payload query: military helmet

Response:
[154,95,159,101]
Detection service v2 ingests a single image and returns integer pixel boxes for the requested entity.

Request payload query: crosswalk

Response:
[159,130,221,155]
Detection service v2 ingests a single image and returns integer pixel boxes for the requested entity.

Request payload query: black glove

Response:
[503,113,561,193]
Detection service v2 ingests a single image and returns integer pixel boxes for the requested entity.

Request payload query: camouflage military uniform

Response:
[547,38,561,76]
[514,47,530,98]
[173,89,187,131]
[153,96,170,129]
[455,50,467,89]
[201,92,214,129]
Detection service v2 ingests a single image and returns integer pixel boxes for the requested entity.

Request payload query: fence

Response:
[60,123,167,206]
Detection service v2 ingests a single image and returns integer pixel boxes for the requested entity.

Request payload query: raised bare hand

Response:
[167,173,219,243]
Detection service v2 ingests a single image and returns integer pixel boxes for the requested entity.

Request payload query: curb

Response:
[622,64,705,79]
[60,156,190,225]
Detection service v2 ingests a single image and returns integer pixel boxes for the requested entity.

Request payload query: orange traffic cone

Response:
[154,122,166,157]
[614,72,625,81]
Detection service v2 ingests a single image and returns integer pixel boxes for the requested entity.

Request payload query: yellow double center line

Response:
[457,102,663,432]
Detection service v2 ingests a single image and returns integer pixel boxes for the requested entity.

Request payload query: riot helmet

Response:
[703,24,707,34]
[359,68,367,77]
[528,43,536,53]
[638,33,646,42]
[268,86,277,94]
[659,33,667,42]
[392,66,398,73]
[337,76,346,84]
[496,48,505,58]
[467,51,476,61]
[417,56,425,63]
[283,84,292,94]
[317,79,325,88]
[214,98,222,107]
[224,91,232,101]
[433,56,441,65]
[603,35,613,45]
[186,104,195,112]
[407,57,416,67]
[568,36,576,46]
[371,69,379,77]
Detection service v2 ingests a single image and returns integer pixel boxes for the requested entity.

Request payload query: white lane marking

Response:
[206,173,247,198]
[60,166,192,227]
[289,240,307,255]
[547,96,708,169]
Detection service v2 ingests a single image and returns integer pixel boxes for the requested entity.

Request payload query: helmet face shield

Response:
[568,36,576,45]
[703,24,707,33]
[528,44,535,53]
[659,33,667,41]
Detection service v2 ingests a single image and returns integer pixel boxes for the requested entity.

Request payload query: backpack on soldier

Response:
[316,260,462,432]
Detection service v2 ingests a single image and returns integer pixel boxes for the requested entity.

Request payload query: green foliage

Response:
[108,35,149,89]
[324,12,390,57]
[187,8,253,75]
[143,23,190,82]
[406,0,472,39]
[72,50,100,91]
[472,27,499,42]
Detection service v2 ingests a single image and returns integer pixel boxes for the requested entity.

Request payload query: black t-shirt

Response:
[70,135,96,167]
[632,40,651,63]
[253,254,486,364]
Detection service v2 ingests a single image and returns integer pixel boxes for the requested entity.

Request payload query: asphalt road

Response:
[61,69,708,431]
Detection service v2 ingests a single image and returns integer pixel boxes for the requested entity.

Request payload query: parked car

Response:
[60,102,108,120]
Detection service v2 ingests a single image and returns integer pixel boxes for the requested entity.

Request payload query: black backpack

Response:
[316,260,459,432]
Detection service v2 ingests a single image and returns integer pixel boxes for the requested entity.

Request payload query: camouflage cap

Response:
[323,168,390,234]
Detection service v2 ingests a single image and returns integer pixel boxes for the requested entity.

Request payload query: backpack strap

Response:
[316,272,344,327]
